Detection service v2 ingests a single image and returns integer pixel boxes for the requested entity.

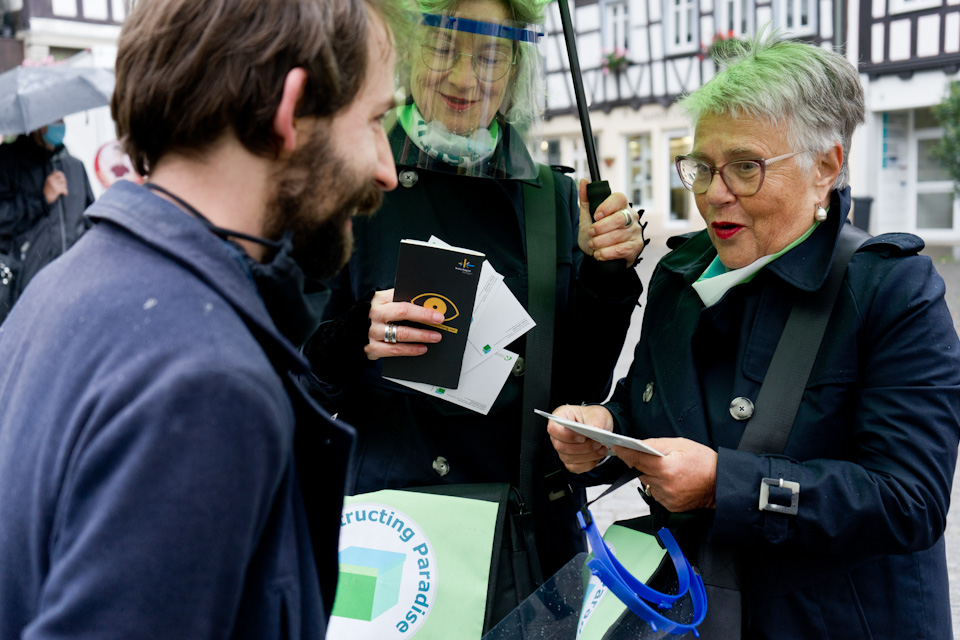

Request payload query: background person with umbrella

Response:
[0,63,112,323]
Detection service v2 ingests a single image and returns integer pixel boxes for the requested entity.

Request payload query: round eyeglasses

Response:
[420,40,516,82]
[674,150,809,196]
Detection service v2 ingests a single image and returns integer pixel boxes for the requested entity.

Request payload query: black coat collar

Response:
[660,187,853,293]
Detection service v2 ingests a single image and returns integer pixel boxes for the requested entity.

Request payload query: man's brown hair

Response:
[112,0,378,176]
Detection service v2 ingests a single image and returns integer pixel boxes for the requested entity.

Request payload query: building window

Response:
[717,0,754,36]
[772,0,816,36]
[538,139,562,166]
[52,0,79,18]
[602,0,630,51]
[665,0,698,54]
[915,109,957,230]
[889,0,942,15]
[573,135,598,183]
[83,0,110,21]
[626,135,653,210]
[668,133,693,221]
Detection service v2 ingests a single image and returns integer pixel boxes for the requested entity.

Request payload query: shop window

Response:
[627,134,653,210]
[668,133,692,221]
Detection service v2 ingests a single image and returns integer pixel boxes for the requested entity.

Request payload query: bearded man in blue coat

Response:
[0,0,407,637]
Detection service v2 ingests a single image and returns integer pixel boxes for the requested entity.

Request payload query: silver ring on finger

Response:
[620,208,633,228]
[384,322,398,344]
[640,482,652,497]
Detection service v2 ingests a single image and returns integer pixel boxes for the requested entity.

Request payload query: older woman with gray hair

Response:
[548,34,960,637]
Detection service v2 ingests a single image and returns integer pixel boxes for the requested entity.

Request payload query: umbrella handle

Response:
[586,180,612,219]
[586,180,628,272]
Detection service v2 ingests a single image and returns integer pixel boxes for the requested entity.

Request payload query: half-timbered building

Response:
[850,0,960,244]
[539,0,959,244]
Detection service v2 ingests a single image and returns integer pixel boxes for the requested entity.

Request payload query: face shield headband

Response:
[578,480,707,636]
[420,12,543,43]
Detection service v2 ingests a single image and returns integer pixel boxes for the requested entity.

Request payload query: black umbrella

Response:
[554,0,629,270]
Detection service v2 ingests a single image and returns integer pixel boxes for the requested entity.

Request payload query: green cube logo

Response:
[332,547,406,621]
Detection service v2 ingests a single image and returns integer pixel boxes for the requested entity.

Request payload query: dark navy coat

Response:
[0,181,353,639]
[603,188,960,638]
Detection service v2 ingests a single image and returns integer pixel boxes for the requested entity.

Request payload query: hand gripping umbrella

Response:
[0,65,115,136]
[555,0,635,271]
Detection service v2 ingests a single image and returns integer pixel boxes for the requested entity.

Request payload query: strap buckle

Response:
[758,477,800,515]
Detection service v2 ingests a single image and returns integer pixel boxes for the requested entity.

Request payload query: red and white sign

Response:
[94,140,143,189]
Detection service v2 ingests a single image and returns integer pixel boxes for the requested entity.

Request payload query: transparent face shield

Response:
[388,11,546,179]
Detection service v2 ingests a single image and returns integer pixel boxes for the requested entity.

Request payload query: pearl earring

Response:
[815,201,828,222]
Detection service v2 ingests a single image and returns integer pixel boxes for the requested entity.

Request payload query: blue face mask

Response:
[42,123,66,148]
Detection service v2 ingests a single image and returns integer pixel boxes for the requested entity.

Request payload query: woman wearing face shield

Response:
[303,0,647,626]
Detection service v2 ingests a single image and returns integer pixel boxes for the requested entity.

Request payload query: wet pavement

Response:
[584,240,960,636]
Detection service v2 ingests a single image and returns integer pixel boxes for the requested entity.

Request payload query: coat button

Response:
[398,170,418,188]
[729,397,755,421]
[432,456,450,477]
[643,382,654,403]
[511,356,525,377]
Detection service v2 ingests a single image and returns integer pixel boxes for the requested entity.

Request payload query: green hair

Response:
[371,0,420,62]
[679,30,865,190]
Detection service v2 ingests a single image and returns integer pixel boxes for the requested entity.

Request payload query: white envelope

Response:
[463,284,535,372]
[533,409,664,456]
[386,349,518,415]
[426,235,535,373]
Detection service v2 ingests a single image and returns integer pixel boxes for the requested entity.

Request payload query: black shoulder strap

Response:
[516,163,557,585]
[737,223,870,454]
[695,224,870,639]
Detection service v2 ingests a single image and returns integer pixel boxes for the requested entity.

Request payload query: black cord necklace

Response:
[143,182,283,252]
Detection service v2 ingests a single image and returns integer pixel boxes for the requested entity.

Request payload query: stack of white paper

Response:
[384,236,536,415]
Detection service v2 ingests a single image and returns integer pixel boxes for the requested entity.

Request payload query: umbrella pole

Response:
[556,0,627,270]
[557,0,601,185]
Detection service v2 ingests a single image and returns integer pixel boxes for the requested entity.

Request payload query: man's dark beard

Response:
[265,128,384,281]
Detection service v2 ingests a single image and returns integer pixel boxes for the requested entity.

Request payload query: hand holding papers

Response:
[534,409,665,456]
[381,240,485,388]
[384,236,536,414]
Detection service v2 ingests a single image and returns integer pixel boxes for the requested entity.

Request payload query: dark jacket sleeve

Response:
[29,366,290,638]
[300,262,375,404]
[549,171,643,406]
[712,251,960,556]
[0,149,48,239]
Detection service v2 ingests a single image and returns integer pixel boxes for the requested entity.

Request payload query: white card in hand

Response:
[534,409,664,457]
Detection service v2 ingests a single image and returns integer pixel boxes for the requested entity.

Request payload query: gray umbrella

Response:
[0,65,114,136]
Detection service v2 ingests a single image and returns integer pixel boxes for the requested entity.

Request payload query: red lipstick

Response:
[712,222,742,240]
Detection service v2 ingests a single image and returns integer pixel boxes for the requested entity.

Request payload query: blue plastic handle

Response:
[578,509,707,636]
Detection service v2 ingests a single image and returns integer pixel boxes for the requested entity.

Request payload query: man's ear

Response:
[274,68,309,153]
[815,141,843,197]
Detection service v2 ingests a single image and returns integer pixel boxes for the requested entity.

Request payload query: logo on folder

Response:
[411,293,460,334]
[455,258,475,274]
[330,503,438,637]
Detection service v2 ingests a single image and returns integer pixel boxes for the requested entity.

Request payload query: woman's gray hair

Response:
[403,0,546,131]
[678,30,865,190]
